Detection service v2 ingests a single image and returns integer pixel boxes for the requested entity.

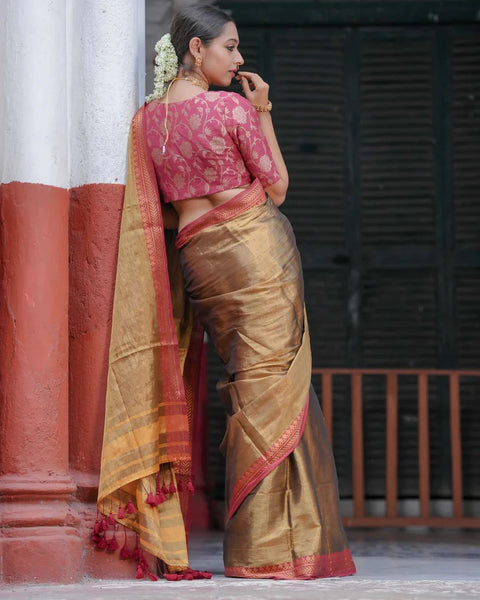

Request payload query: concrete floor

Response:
[1,529,480,599]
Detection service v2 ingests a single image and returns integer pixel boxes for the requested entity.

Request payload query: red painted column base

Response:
[1,527,82,584]
[0,474,81,584]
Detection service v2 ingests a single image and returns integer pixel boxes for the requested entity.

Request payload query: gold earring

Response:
[195,56,202,66]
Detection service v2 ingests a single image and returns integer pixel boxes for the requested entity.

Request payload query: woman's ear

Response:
[188,36,203,63]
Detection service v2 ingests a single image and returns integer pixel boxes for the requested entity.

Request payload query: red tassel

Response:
[155,490,167,504]
[187,481,195,493]
[181,568,212,580]
[132,546,141,561]
[96,536,107,549]
[120,544,132,560]
[125,500,137,514]
[161,483,169,495]
[145,491,157,506]
[169,481,176,495]
[147,570,159,581]
[107,536,119,551]
[163,573,181,581]
[107,511,115,525]
[135,564,144,579]
[93,522,101,534]
[117,506,125,519]
[101,517,109,530]
[91,532,102,543]
[177,480,184,492]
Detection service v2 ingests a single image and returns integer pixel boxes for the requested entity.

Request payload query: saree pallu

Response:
[96,105,203,573]
[177,179,356,579]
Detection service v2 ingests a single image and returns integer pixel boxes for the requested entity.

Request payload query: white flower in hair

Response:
[146,33,179,102]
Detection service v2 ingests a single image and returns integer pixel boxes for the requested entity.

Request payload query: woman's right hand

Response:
[236,71,270,108]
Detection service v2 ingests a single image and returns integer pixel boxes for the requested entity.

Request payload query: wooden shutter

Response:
[452,28,480,498]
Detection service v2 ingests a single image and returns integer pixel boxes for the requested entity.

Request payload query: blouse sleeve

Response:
[223,93,280,188]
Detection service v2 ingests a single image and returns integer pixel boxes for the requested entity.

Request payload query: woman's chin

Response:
[210,76,233,88]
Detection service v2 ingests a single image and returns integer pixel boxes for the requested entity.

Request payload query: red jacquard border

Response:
[227,396,309,522]
[175,178,266,248]
[225,548,356,580]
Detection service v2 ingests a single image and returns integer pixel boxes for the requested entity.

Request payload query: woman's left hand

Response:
[236,71,270,107]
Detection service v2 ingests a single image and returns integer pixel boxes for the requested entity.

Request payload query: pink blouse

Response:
[145,91,280,203]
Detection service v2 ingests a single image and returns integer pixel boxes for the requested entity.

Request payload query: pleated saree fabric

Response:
[177,180,356,579]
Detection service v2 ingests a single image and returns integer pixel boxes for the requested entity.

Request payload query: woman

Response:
[96,3,355,581]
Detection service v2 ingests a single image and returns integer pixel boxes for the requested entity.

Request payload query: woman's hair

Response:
[170,3,233,65]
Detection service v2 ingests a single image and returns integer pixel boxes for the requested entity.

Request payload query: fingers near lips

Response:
[237,73,256,91]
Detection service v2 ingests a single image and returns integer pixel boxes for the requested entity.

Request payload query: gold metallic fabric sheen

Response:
[179,194,356,578]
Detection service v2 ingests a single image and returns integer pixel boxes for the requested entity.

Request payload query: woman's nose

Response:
[236,51,244,66]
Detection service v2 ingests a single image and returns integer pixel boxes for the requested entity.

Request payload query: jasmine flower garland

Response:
[146,34,179,102]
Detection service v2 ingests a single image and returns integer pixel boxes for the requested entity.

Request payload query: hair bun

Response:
[146,33,179,102]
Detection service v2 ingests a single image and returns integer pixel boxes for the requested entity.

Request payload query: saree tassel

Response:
[120,527,132,559]
[135,562,145,579]
[145,491,157,506]
[177,480,184,492]
[125,499,137,514]
[155,490,167,505]
[117,505,125,519]
[96,536,107,550]
[101,517,109,531]
[162,568,212,581]
[107,511,115,525]
[93,521,101,534]
[183,568,212,580]
[91,531,102,544]
[155,472,166,504]
[161,482,169,496]
[163,573,182,581]
[132,538,141,561]
[107,534,119,551]
[168,481,176,495]
[136,550,147,579]
[187,480,195,493]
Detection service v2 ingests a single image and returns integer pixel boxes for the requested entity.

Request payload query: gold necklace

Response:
[174,75,209,91]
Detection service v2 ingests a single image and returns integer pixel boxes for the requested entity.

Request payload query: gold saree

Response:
[97,104,355,580]
[177,181,356,579]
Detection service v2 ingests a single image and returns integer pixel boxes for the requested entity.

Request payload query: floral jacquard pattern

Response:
[145,91,280,203]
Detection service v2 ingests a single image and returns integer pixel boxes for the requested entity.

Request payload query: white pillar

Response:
[0,0,68,186]
[68,0,144,187]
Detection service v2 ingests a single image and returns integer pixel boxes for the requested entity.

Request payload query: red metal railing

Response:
[312,368,480,528]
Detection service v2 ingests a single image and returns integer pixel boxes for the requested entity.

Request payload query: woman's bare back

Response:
[173,186,249,230]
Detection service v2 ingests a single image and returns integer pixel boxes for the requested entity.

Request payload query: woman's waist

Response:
[175,179,267,249]
[175,185,251,231]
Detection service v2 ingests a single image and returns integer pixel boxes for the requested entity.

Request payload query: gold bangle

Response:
[253,100,272,112]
